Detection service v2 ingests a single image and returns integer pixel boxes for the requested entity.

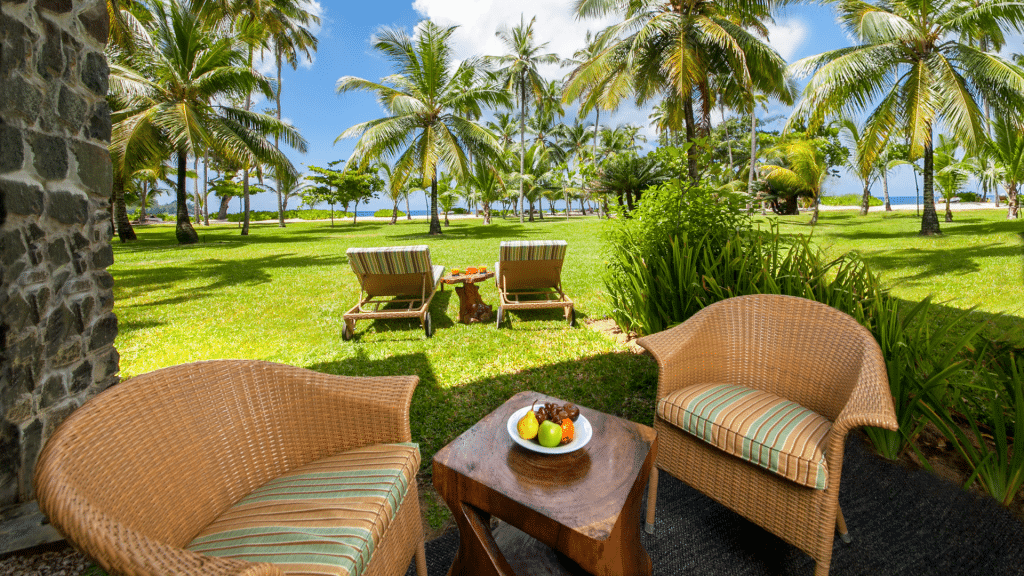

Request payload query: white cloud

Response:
[410,0,616,79]
[765,18,807,62]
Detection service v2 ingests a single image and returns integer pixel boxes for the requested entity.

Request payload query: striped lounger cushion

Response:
[348,245,432,275]
[187,443,419,576]
[658,383,831,489]
[499,240,567,261]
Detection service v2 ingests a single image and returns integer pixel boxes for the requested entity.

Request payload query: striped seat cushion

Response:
[187,443,420,576]
[658,384,831,489]
[347,245,432,275]
[499,240,567,261]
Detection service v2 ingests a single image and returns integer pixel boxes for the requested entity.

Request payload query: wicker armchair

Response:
[35,360,428,576]
[637,295,897,576]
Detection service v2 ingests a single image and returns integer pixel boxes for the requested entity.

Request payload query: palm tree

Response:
[376,161,407,224]
[487,15,561,223]
[933,135,971,222]
[788,0,1024,235]
[838,118,880,216]
[336,21,509,235]
[109,0,305,244]
[573,0,791,181]
[986,114,1024,218]
[269,163,311,217]
[759,138,833,224]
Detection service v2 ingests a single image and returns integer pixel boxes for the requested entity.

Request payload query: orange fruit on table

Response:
[560,418,574,445]
[467,267,478,274]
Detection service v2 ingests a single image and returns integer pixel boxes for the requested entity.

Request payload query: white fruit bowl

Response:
[506,406,593,454]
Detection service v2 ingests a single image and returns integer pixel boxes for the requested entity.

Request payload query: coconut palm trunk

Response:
[176,150,199,244]
[859,181,871,215]
[520,84,527,223]
[429,172,442,235]
[882,168,891,211]
[193,154,201,224]
[112,169,137,242]
[203,148,210,225]
[139,181,148,223]
[405,193,412,220]
[242,87,253,236]
[683,93,698,182]
[921,135,940,235]
[276,49,286,228]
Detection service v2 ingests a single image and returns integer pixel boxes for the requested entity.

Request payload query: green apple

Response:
[537,420,562,448]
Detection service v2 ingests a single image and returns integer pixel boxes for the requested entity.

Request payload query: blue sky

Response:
[216,0,962,212]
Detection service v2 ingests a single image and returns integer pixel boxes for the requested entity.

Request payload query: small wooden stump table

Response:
[433,391,658,576]
[441,271,495,323]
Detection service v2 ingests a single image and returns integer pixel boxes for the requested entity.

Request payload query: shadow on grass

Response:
[346,290,456,341]
[116,253,347,307]
[308,347,658,474]
[858,242,1024,282]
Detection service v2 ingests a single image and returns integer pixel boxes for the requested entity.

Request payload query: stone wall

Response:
[0,0,118,506]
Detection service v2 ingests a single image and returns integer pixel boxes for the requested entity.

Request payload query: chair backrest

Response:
[498,240,567,290]
[347,245,434,296]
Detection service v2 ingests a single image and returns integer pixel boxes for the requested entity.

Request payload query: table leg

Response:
[454,283,492,323]
[446,500,516,576]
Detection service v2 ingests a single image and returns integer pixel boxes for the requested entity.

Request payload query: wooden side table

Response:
[441,271,495,323]
[433,391,657,576]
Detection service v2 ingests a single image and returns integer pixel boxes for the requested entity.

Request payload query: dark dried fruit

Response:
[564,403,580,422]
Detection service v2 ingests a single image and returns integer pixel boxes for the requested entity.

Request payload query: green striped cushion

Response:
[659,384,831,489]
[187,443,419,576]
[499,240,567,261]
[347,246,432,275]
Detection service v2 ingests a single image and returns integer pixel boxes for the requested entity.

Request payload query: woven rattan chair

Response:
[35,360,428,576]
[494,240,575,327]
[344,245,445,339]
[637,295,897,576]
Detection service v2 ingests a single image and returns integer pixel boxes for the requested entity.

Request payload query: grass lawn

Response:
[110,209,1023,472]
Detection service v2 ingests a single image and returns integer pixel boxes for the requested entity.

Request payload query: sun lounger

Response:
[344,245,445,339]
[494,240,574,327]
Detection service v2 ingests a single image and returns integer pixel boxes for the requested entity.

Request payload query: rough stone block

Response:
[36,0,73,14]
[36,20,65,80]
[27,286,49,326]
[92,347,119,391]
[0,420,18,507]
[1,228,27,267]
[73,141,111,197]
[86,100,110,141]
[44,304,75,356]
[0,75,44,123]
[4,397,32,426]
[39,374,65,409]
[93,270,113,289]
[0,12,36,77]
[88,312,117,351]
[1,179,44,216]
[29,133,69,180]
[46,236,71,267]
[57,85,88,128]
[70,359,92,394]
[78,3,109,45]
[46,190,88,225]
[92,244,113,268]
[2,294,33,334]
[81,52,107,97]
[0,124,23,174]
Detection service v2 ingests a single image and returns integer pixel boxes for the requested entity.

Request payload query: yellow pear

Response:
[517,408,539,440]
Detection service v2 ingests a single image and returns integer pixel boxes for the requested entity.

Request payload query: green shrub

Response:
[374,208,405,217]
[226,210,352,222]
[820,194,883,207]
[452,207,468,214]
[956,191,983,202]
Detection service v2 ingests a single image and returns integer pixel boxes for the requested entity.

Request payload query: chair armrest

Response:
[636,311,715,398]
[824,344,897,470]
[299,373,420,450]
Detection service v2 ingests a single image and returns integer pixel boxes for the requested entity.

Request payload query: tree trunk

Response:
[405,193,412,219]
[723,105,734,179]
[859,181,871,216]
[429,172,442,235]
[139,180,148,223]
[1007,183,1018,219]
[113,169,137,242]
[683,91,698,182]
[218,195,231,220]
[810,194,821,225]
[176,150,199,244]
[391,201,399,224]
[193,154,200,224]
[529,199,537,221]
[945,195,953,222]
[241,165,251,236]
[593,108,601,219]
[203,148,210,225]
[882,168,891,211]
[483,201,491,224]
[276,48,286,228]
[579,197,585,216]
[920,133,941,235]
[519,83,526,224]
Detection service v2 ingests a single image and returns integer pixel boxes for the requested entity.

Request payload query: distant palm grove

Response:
[108,0,1024,244]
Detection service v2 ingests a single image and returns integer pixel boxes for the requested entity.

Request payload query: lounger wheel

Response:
[424,312,433,338]
[567,307,576,327]
[342,322,353,341]
[495,307,504,328]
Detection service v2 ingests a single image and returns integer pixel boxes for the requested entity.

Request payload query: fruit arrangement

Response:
[516,401,580,447]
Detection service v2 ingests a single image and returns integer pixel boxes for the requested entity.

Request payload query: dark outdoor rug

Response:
[407,436,1024,576]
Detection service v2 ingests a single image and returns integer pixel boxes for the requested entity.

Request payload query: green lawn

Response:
[110,209,1023,469]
